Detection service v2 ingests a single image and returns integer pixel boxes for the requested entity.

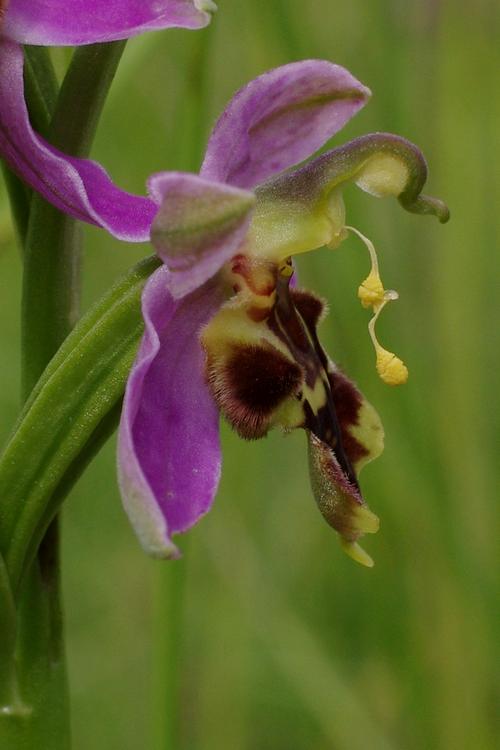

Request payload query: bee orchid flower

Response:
[118,63,448,567]
[0,54,448,565]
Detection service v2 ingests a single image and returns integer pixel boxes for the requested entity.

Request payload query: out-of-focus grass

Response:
[0,1,498,748]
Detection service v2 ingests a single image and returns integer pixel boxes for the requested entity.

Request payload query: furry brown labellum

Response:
[206,341,303,439]
[201,268,384,565]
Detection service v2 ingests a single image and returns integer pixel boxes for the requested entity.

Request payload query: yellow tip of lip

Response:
[341,540,375,568]
[354,505,380,534]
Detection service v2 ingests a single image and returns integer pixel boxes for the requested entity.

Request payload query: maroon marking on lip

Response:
[267,276,320,389]
[290,289,325,329]
[206,342,303,440]
[266,276,360,483]
[329,370,362,426]
[328,370,369,465]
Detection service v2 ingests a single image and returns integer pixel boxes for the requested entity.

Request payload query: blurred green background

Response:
[1,0,499,748]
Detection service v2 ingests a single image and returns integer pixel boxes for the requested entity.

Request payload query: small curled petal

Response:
[256,132,450,237]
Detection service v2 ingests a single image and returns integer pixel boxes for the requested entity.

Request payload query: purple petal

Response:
[200,60,370,190]
[4,0,214,45]
[118,266,224,557]
[148,172,254,298]
[0,40,156,241]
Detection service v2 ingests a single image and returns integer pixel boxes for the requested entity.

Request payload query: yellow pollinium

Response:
[367,295,409,387]
[375,348,409,386]
[345,225,409,386]
[358,270,385,309]
[347,225,387,313]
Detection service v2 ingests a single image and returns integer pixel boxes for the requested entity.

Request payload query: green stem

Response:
[22,41,126,397]
[23,47,59,136]
[155,550,190,750]
[6,553,71,749]
[1,164,30,247]
[0,48,63,748]
[0,553,26,714]
[2,41,127,748]
[49,42,126,155]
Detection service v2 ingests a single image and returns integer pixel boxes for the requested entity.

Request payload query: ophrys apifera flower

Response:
[0,55,448,564]
[117,63,448,566]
